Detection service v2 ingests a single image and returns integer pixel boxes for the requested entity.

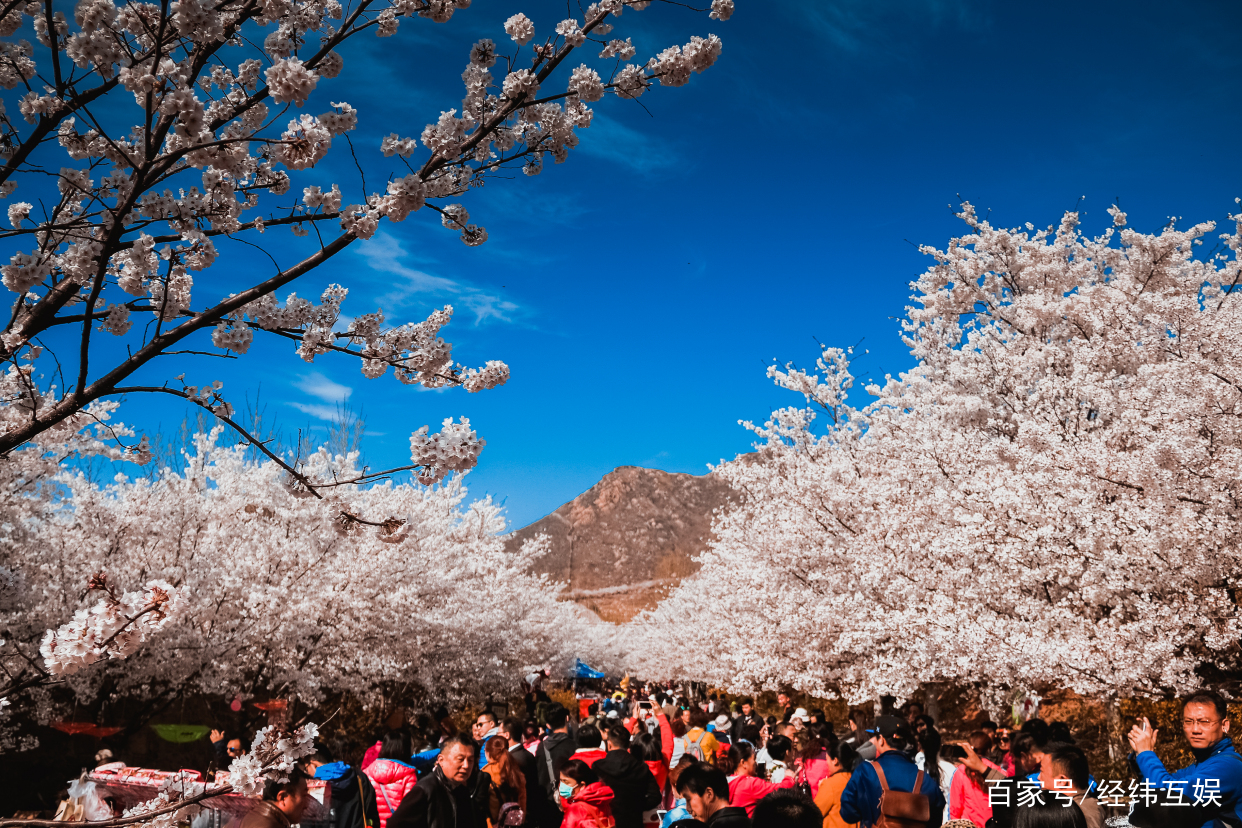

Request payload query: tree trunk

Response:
[925,683,941,725]
[1106,694,1122,771]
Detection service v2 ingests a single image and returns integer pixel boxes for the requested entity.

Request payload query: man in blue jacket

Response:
[306,749,382,828]
[840,716,945,828]
[473,711,501,769]
[1129,690,1242,828]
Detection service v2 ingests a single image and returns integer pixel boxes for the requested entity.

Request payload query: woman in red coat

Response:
[559,759,615,828]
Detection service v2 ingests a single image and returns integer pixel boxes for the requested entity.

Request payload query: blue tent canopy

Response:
[569,658,604,679]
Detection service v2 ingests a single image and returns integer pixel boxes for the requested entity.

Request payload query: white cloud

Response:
[577,113,679,174]
[297,371,352,403]
[797,0,985,54]
[462,292,519,325]
[358,233,460,309]
[291,402,343,421]
[355,231,521,325]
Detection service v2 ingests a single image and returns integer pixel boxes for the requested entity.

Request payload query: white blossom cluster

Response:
[39,574,184,675]
[1,426,585,745]
[119,775,208,828]
[604,204,1242,705]
[225,723,320,795]
[461,360,509,392]
[0,364,132,461]
[409,417,485,484]
[172,375,235,418]
[237,287,499,393]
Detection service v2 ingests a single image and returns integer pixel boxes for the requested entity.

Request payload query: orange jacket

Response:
[813,772,856,828]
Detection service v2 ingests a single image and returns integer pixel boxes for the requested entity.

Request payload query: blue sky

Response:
[22,0,1242,528]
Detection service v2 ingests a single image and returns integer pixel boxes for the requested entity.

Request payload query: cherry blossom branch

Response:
[0,0,731,501]
[0,232,358,453]
[260,326,463,383]
[0,786,235,828]
[111,384,328,496]
[109,385,445,528]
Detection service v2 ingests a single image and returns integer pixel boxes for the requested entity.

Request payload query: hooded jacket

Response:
[317,762,382,828]
[1134,736,1242,828]
[561,782,615,828]
[661,799,691,828]
[508,741,543,822]
[574,748,608,768]
[949,766,992,828]
[813,771,856,828]
[367,759,421,828]
[594,749,661,828]
[683,730,719,764]
[646,712,675,799]
[799,753,830,799]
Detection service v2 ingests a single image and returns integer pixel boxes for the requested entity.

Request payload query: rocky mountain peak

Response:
[505,465,735,621]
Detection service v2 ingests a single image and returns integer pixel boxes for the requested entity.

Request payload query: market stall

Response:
[87,765,331,828]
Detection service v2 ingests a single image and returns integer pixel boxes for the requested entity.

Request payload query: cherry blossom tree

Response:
[0,432,322,814]
[0,1,730,805]
[1,426,586,752]
[0,0,733,515]
[619,203,1242,705]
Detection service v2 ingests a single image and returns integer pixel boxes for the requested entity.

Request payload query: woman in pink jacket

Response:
[949,754,1004,827]
[717,743,794,817]
[794,732,830,799]
[364,731,420,828]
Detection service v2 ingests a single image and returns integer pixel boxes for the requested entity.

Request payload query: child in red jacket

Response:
[559,759,615,828]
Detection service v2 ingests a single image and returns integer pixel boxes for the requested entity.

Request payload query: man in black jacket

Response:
[534,705,576,828]
[388,736,479,828]
[305,750,381,828]
[675,764,749,828]
[500,718,541,827]
[735,699,764,734]
[594,725,661,828]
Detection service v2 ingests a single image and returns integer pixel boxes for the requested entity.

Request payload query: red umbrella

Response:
[51,721,98,735]
[252,700,287,711]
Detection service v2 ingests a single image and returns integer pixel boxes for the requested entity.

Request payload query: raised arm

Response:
[655,709,674,764]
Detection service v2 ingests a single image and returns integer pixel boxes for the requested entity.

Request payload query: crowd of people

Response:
[211,685,1242,828]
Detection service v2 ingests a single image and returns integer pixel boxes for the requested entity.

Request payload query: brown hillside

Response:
[505,466,735,622]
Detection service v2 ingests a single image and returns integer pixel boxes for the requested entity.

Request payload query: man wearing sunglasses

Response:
[211,728,248,765]
[473,712,501,769]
